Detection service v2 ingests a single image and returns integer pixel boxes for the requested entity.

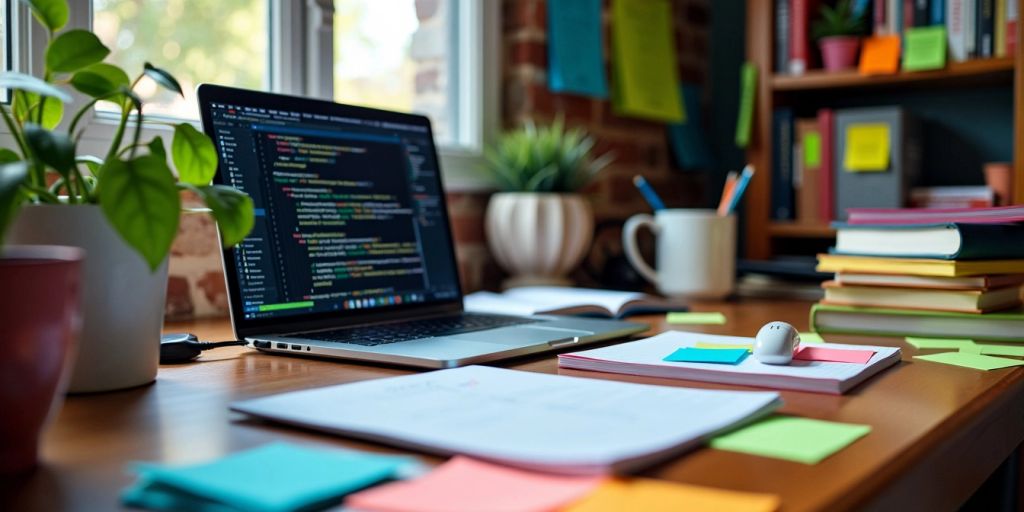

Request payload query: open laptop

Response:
[197,85,646,369]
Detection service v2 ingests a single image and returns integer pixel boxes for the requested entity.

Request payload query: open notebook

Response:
[559,331,902,395]
[464,287,687,318]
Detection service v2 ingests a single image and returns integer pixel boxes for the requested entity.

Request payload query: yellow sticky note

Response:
[610,0,685,122]
[844,123,891,172]
[695,342,753,352]
[859,35,901,76]
[563,478,779,512]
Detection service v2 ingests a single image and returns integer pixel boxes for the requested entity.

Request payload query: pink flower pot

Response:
[0,246,82,474]
[819,36,861,71]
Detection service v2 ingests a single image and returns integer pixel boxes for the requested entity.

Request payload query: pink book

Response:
[846,205,1024,225]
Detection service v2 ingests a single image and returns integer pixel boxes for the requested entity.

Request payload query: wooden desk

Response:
[5,299,1024,511]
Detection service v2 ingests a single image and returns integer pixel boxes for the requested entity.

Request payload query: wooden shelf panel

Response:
[768,223,836,238]
[771,57,1015,92]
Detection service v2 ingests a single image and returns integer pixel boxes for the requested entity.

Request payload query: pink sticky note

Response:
[345,456,602,512]
[794,346,876,364]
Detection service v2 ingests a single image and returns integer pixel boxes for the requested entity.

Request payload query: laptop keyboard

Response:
[302,313,540,347]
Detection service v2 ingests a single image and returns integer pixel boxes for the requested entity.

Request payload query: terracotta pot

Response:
[485,193,594,288]
[0,245,83,474]
[819,36,861,71]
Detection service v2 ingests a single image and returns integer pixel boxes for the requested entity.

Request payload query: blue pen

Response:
[725,165,755,215]
[633,175,666,211]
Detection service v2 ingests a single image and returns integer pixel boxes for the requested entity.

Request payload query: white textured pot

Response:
[7,204,168,393]
[485,192,594,288]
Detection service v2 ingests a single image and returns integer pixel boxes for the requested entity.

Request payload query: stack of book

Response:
[811,206,1024,341]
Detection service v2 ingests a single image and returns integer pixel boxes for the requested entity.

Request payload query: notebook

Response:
[821,281,1023,314]
[846,204,1024,225]
[834,272,1024,291]
[832,222,1024,260]
[558,331,902,395]
[811,303,1024,342]
[816,253,1024,277]
[230,366,781,475]
[463,287,687,318]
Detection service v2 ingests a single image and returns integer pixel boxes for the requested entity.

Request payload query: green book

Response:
[810,304,1024,342]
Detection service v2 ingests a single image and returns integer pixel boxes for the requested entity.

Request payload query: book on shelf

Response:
[795,118,823,224]
[1008,0,1018,54]
[845,204,1024,224]
[811,303,1024,341]
[776,0,791,72]
[818,109,836,222]
[772,108,795,220]
[463,287,687,319]
[995,0,1007,56]
[832,222,1024,260]
[789,0,820,74]
[816,253,1024,276]
[910,186,995,208]
[978,0,995,57]
[914,0,930,26]
[835,271,1024,290]
[821,280,1022,313]
[949,0,972,60]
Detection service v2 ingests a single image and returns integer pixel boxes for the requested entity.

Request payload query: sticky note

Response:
[914,352,1024,371]
[859,35,901,75]
[794,346,876,364]
[905,337,976,350]
[976,345,1024,357]
[903,26,947,71]
[563,478,779,512]
[695,342,753,352]
[547,0,609,98]
[346,456,601,512]
[803,131,822,167]
[666,312,727,325]
[843,123,891,172]
[735,61,757,148]
[799,332,826,344]
[664,347,749,365]
[610,0,684,122]
[958,344,983,354]
[121,443,413,512]
[710,416,871,465]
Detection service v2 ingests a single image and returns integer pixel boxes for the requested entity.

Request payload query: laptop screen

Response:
[199,86,462,330]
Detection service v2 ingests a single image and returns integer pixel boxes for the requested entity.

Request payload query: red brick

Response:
[450,214,486,245]
[196,270,229,312]
[165,276,194,320]
[510,40,547,67]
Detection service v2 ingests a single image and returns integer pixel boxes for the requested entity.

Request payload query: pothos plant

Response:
[0,0,254,270]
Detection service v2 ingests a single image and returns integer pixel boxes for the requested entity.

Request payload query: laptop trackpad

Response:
[446,326,593,346]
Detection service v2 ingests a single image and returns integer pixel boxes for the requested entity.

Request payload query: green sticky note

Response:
[664,347,749,364]
[903,26,947,71]
[695,341,753,352]
[958,344,983,354]
[905,337,976,350]
[799,332,826,344]
[609,0,684,122]
[735,61,757,148]
[803,132,822,168]
[977,345,1024,357]
[121,443,413,512]
[666,312,727,325]
[914,352,1024,371]
[710,416,871,465]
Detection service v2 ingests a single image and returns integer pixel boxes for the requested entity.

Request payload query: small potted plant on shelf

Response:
[481,118,613,288]
[0,0,254,401]
[813,0,867,72]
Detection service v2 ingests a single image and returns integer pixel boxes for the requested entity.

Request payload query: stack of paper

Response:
[464,286,686,318]
[231,366,781,475]
[559,331,901,395]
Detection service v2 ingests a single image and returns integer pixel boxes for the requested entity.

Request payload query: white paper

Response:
[231,366,780,474]
[464,287,647,316]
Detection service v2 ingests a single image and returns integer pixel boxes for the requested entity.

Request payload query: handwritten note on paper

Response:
[710,416,871,465]
[695,341,753,352]
[547,0,609,98]
[914,352,1024,371]
[664,347,749,365]
[843,123,891,172]
[859,35,901,75]
[794,346,876,364]
[563,478,780,512]
[346,457,601,512]
[610,0,684,122]
[903,26,947,71]
[905,337,976,350]
[666,312,727,325]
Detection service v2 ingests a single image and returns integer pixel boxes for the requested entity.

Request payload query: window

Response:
[1,0,10,103]
[92,0,269,120]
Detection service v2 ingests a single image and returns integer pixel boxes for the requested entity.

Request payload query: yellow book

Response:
[816,254,1024,277]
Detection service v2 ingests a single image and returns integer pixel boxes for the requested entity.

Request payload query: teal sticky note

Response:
[121,443,413,512]
[664,347,749,365]
[710,416,871,465]
[547,0,609,98]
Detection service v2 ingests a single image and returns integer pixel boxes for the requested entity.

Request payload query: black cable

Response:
[160,334,247,364]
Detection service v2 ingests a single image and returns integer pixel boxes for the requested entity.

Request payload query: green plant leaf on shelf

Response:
[171,123,217,185]
[45,29,111,73]
[148,136,167,159]
[0,161,30,241]
[98,156,181,271]
[0,149,20,164]
[143,62,183,97]
[13,91,64,129]
[193,184,255,248]
[25,0,69,33]
[24,123,75,175]
[70,63,130,98]
[0,72,72,102]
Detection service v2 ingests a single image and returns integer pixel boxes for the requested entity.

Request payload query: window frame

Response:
[1,0,498,191]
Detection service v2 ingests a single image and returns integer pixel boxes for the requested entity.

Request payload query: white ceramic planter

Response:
[485,192,594,288]
[7,204,168,393]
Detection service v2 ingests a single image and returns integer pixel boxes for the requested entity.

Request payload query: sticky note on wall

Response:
[843,123,891,172]
[610,0,685,122]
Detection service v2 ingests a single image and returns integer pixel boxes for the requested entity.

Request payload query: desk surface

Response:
[5,299,1024,511]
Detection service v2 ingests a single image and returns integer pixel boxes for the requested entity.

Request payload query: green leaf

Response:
[98,156,181,270]
[13,92,64,129]
[70,63,130,98]
[24,0,69,32]
[0,160,29,241]
[45,30,110,73]
[76,155,103,176]
[24,123,75,174]
[148,136,167,159]
[143,62,183,96]
[172,123,217,185]
[194,185,254,247]
[0,72,72,102]
[0,149,20,164]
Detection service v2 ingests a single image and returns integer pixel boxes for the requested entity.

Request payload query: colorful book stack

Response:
[810,205,1024,341]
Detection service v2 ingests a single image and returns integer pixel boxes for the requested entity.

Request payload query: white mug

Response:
[622,209,736,299]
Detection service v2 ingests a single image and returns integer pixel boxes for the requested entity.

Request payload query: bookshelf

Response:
[743,0,1024,260]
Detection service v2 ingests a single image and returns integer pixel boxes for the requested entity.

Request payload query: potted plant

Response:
[0,0,254,394]
[813,0,867,72]
[482,119,613,288]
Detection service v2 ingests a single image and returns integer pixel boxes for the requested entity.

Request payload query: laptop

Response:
[197,85,647,369]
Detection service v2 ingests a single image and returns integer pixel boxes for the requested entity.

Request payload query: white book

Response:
[464,286,686,318]
[559,331,901,395]
[949,0,970,61]
[230,366,781,475]
[967,0,978,57]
